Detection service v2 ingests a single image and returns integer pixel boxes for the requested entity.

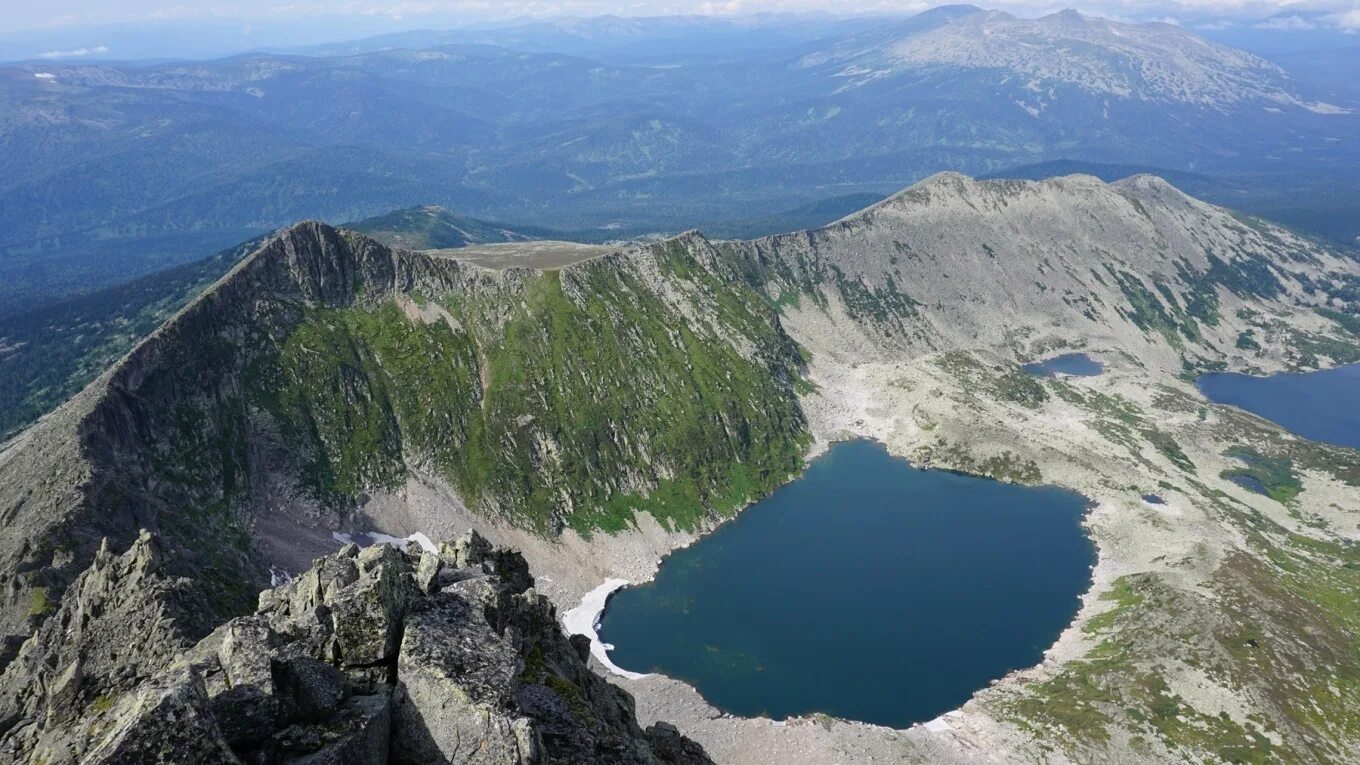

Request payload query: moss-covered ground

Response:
[246,246,812,535]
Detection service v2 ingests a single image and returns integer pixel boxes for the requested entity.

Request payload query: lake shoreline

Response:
[594,438,1096,729]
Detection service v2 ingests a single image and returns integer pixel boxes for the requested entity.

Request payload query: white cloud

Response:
[1255,15,1316,30]
[147,5,243,20]
[1328,8,1360,29]
[39,45,109,58]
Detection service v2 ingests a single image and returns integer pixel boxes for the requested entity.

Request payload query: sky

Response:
[2,0,1356,31]
[1,0,1357,54]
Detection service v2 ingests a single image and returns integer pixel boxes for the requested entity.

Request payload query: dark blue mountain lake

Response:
[1227,473,1270,497]
[1197,363,1360,450]
[1023,352,1104,377]
[597,439,1095,728]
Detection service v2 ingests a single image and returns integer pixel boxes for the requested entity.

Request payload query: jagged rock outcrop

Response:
[9,530,712,765]
[0,530,220,753]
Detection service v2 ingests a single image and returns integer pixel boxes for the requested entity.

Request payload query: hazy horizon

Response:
[2,3,1356,69]
[5,0,1358,38]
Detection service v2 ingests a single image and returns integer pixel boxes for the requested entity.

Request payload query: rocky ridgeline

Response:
[724,172,1360,371]
[2,530,710,765]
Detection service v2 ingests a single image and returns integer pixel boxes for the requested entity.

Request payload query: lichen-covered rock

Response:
[415,551,443,595]
[0,530,215,761]
[328,545,413,668]
[280,691,390,765]
[391,584,534,764]
[63,666,237,765]
[275,656,350,723]
[442,532,492,569]
[8,533,712,765]
[213,616,288,745]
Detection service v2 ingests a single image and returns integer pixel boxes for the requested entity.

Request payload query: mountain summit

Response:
[802,7,1340,112]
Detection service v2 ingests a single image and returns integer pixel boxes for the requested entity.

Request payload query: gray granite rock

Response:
[10,534,712,765]
[79,666,238,765]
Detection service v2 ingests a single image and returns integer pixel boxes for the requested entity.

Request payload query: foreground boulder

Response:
[7,531,712,765]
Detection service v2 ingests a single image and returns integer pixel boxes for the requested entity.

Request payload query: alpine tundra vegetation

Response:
[1,172,1359,764]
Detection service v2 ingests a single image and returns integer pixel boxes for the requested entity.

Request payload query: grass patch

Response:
[1222,447,1302,504]
[27,587,51,617]
[248,245,811,535]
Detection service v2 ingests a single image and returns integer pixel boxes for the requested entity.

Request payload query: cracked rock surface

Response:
[3,530,711,765]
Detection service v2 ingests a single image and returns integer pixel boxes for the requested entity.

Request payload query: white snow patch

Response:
[921,709,965,734]
[923,717,952,733]
[563,578,649,680]
[331,530,438,553]
[33,73,56,80]
[366,531,438,553]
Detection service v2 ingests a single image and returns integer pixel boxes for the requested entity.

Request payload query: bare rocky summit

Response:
[5,528,710,764]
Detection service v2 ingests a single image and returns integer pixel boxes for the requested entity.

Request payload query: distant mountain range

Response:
[1,6,1356,314]
[806,8,1331,110]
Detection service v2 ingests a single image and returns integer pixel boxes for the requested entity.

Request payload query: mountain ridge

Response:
[3,170,1352,622]
[3,172,1359,762]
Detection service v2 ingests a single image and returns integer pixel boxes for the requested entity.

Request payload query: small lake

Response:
[598,439,1095,728]
[1024,352,1103,377]
[1197,363,1360,450]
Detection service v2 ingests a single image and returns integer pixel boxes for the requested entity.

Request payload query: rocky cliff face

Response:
[5,529,712,764]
